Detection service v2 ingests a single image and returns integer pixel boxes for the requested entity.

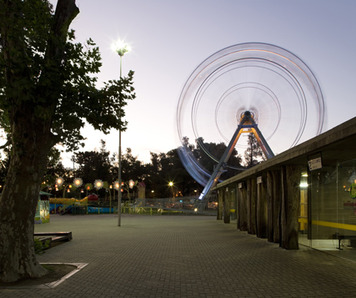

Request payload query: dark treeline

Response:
[0,134,264,200]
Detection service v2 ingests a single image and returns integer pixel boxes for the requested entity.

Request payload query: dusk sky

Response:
[54,0,356,167]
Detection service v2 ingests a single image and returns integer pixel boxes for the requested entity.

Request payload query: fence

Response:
[49,194,218,216]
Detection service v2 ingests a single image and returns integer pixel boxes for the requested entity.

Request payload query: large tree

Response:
[0,0,135,282]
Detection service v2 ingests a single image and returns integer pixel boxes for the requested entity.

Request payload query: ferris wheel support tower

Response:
[198,110,274,201]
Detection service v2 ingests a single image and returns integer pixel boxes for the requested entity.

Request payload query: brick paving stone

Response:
[1,214,356,297]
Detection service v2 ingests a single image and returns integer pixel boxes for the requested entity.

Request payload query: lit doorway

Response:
[298,172,309,246]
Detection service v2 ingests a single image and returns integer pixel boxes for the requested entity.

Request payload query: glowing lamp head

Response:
[94,179,103,190]
[112,39,131,57]
[56,177,64,187]
[114,181,120,190]
[73,178,83,187]
[129,179,135,189]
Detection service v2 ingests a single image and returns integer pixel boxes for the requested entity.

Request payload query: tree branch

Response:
[53,0,79,43]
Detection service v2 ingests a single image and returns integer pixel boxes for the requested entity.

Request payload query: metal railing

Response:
[49,194,218,216]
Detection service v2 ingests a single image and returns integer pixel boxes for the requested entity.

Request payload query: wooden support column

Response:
[267,171,274,242]
[224,187,231,224]
[237,185,241,230]
[230,186,237,221]
[266,170,282,243]
[256,175,267,238]
[247,178,257,235]
[273,170,282,243]
[238,183,248,231]
[217,189,223,220]
[280,165,300,249]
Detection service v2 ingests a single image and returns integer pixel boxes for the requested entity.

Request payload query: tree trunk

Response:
[0,118,51,282]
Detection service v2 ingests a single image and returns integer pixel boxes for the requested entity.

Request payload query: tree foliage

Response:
[195,137,243,178]
[144,149,203,198]
[72,140,113,183]
[121,148,146,182]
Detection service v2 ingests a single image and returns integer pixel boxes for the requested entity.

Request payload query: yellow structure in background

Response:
[49,197,88,205]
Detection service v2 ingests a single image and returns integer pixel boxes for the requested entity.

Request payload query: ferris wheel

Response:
[176,42,325,200]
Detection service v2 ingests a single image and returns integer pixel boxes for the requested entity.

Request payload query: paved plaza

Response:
[2,214,356,297]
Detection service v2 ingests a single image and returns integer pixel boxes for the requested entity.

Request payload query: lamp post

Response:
[168,181,174,199]
[112,39,131,227]
[73,178,83,199]
[56,177,65,197]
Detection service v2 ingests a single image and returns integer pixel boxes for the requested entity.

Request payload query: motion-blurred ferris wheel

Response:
[176,42,325,200]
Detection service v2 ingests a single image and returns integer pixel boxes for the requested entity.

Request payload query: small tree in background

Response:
[244,133,265,168]
[72,140,113,184]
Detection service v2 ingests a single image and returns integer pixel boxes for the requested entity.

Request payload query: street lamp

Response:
[56,177,64,187]
[112,40,131,77]
[112,39,131,227]
[129,179,135,189]
[73,178,83,188]
[94,179,103,190]
[73,178,83,199]
[168,181,174,199]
